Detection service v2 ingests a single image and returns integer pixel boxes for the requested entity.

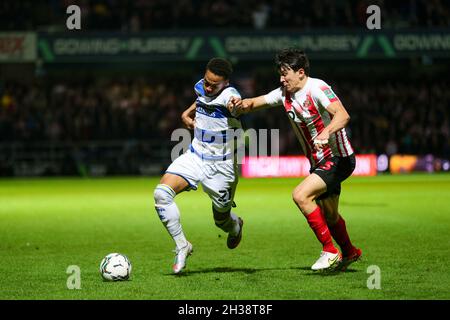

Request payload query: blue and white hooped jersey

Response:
[191,79,242,161]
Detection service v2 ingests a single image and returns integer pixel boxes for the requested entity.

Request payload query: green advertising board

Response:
[37,30,450,63]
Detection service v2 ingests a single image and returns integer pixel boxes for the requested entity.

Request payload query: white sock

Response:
[154,184,188,250]
[161,202,188,250]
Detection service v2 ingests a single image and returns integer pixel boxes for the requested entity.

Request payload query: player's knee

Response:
[154,184,176,207]
[292,190,311,209]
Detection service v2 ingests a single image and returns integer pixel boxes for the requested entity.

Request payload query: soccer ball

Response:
[99,253,132,281]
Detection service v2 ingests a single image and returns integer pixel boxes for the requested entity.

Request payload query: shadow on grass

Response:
[294,266,359,277]
[165,266,361,277]
[164,267,274,276]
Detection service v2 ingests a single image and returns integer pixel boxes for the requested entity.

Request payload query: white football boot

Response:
[311,251,342,271]
[172,241,193,274]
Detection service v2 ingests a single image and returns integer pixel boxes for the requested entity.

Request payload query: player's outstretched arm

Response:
[181,102,196,129]
[228,96,271,115]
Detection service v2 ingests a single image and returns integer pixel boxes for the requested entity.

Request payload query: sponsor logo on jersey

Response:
[323,88,336,100]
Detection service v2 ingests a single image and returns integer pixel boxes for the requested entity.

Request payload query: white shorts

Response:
[165,149,238,212]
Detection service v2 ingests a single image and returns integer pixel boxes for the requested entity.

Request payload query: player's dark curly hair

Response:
[275,48,310,76]
[206,57,233,80]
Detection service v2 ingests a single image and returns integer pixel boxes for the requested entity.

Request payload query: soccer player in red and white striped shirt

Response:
[229,48,362,271]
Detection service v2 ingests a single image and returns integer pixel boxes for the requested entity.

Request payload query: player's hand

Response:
[181,113,195,130]
[228,97,253,116]
[313,131,330,151]
[227,96,242,115]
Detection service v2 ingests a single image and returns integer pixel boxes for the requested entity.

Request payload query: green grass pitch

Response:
[0,174,449,300]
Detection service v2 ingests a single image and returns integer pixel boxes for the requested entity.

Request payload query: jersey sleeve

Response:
[263,87,283,106]
[222,87,242,106]
[194,79,205,97]
[311,81,340,109]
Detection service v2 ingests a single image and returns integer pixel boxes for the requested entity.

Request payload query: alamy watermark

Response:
[366,5,381,30]
[66,265,81,289]
[171,128,280,164]
[66,5,81,30]
[366,265,381,289]
[65,4,381,32]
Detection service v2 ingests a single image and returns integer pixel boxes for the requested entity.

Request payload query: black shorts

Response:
[310,155,356,200]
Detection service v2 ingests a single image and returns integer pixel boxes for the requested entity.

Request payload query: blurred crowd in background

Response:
[1,75,449,157]
[1,0,449,168]
[1,0,449,31]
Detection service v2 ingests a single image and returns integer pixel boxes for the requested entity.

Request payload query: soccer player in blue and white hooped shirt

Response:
[153,58,244,274]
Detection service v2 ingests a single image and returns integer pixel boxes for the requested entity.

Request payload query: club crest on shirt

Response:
[302,96,312,110]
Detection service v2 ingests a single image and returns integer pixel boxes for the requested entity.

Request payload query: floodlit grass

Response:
[0,174,449,299]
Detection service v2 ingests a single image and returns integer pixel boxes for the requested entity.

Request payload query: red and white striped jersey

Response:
[264,77,354,169]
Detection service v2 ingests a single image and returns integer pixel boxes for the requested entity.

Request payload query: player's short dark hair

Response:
[206,58,233,80]
[275,48,310,76]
